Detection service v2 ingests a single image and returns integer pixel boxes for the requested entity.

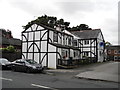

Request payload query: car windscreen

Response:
[26,59,37,64]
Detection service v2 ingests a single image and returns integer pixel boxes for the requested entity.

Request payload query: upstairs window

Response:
[114,50,117,54]
[73,40,77,46]
[84,40,89,45]
[68,37,71,45]
[108,50,111,54]
[53,31,58,42]
[118,50,120,54]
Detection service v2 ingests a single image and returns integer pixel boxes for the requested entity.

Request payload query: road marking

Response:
[31,83,58,90]
[0,77,13,81]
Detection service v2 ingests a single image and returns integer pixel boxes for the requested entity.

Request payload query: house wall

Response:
[107,47,120,61]
[48,44,57,68]
[78,39,97,58]
[97,33,104,62]
[22,24,48,67]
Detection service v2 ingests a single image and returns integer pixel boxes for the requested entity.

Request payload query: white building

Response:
[22,24,105,69]
[71,29,105,63]
[22,24,80,69]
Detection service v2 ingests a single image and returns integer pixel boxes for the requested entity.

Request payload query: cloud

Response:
[5,0,58,16]
[55,1,95,15]
[0,0,118,45]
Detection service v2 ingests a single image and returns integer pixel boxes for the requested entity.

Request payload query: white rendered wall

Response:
[22,43,27,52]
[34,53,39,63]
[58,33,62,44]
[70,49,73,57]
[58,48,61,59]
[22,24,48,67]
[40,53,46,66]
[48,44,56,68]
[97,33,104,62]
[49,31,53,43]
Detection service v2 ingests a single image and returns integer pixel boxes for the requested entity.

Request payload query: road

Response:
[1,69,119,89]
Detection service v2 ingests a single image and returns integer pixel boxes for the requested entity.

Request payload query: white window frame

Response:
[114,50,117,54]
[108,50,111,54]
[114,56,118,60]
[73,40,78,46]
[118,50,120,54]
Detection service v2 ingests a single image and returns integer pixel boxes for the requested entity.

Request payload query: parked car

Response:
[0,58,12,70]
[11,59,44,73]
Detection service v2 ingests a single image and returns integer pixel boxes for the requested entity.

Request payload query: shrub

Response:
[1,45,16,53]
[6,45,15,52]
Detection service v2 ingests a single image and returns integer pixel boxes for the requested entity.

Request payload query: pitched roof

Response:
[70,29,101,39]
[106,45,120,50]
[22,23,73,37]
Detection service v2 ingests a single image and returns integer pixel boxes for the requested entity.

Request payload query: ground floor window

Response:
[74,51,79,58]
[114,56,118,60]
[61,49,68,59]
[108,50,111,54]
[118,56,120,60]
[83,52,89,57]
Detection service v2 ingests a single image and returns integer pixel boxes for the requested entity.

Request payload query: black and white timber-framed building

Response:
[22,24,105,69]
[71,29,105,63]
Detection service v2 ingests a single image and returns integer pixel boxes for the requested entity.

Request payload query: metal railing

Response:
[58,57,96,67]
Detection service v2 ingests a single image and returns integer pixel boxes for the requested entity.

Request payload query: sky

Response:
[0,0,119,45]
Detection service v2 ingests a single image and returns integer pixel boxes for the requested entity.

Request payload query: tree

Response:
[105,41,112,46]
[0,45,16,53]
[23,15,70,30]
[68,24,92,31]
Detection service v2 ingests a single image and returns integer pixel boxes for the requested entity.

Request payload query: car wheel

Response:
[12,67,16,71]
[26,68,31,73]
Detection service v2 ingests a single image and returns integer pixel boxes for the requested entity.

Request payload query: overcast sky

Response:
[0,0,119,45]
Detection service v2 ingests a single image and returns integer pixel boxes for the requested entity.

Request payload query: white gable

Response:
[31,24,38,31]
[37,25,45,30]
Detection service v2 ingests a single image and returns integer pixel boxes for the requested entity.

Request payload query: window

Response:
[74,51,79,57]
[86,52,89,56]
[66,51,68,57]
[62,49,68,59]
[63,35,65,45]
[73,40,77,46]
[74,52,76,57]
[108,50,111,54]
[114,50,117,54]
[53,32,58,42]
[84,40,89,45]
[118,56,120,60]
[114,56,118,60]
[68,38,71,45]
[84,52,89,56]
[118,50,120,54]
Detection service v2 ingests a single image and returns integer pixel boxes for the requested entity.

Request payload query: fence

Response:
[58,57,97,67]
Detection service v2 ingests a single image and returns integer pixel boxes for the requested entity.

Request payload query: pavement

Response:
[75,61,119,83]
[45,61,119,83]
